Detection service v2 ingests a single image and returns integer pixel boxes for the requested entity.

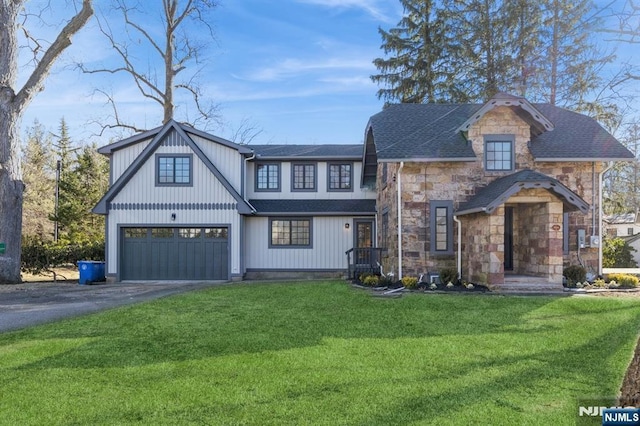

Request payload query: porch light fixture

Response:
[171,213,176,221]
[345,223,350,229]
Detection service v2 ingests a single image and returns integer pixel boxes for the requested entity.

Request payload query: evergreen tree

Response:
[373,0,614,109]
[21,120,55,241]
[50,118,77,241]
[371,0,451,104]
[58,144,108,243]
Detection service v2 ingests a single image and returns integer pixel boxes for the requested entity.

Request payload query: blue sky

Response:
[18,0,638,148]
[20,0,404,146]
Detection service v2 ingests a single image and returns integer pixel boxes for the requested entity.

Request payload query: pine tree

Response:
[371,0,451,104]
[21,120,55,241]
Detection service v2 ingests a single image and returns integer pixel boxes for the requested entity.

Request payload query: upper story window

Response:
[484,135,514,171]
[256,162,280,191]
[328,162,353,191]
[157,154,192,186]
[292,163,316,191]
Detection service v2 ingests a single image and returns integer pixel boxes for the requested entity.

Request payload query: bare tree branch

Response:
[15,0,94,111]
[77,0,218,133]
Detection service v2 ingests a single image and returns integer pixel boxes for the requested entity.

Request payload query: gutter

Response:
[397,161,404,280]
[598,161,615,276]
[243,153,257,213]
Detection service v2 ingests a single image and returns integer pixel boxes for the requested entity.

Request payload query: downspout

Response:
[453,215,462,280]
[397,161,404,280]
[241,153,257,279]
[598,161,614,276]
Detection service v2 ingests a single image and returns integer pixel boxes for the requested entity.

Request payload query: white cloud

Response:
[235,57,374,82]
[295,0,393,23]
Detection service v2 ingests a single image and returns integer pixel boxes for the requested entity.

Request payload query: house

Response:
[364,93,634,287]
[93,121,376,282]
[93,93,634,287]
[604,212,640,237]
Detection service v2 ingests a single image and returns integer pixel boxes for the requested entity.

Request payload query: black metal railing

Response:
[345,247,386,280]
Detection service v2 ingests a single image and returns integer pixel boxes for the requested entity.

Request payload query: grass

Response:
[1,281,639,425]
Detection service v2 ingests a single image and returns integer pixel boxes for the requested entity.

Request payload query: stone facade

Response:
[376,106,601,286]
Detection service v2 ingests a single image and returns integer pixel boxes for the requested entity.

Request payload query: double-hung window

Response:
[328,162,353,191]
[485,135,514,171]
[292,163,316,191]
[256,163,280,191]
[157,155,192,186]
[270,218,312,248]
[430,200,453,254]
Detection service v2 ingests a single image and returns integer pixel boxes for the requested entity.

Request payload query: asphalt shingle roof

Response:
[368,103,634,161]
[250,144,363,159]
[249,199,376,215]
[456,169,589,215]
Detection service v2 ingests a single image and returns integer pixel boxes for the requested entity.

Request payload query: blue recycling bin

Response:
[78,261,105,285]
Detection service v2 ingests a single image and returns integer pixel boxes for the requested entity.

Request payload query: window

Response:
[430,201,453,254]
[485,135,514,171]
[179,228,201,238]
[124,228,147,238]
[292,163,316,191]
[381,210,389,246]
[151,228,174,238]
[270,218,312,247]
[328,163,353,191]
[157,155,192,185]
[204,228,228,239]
[256,163,280,191]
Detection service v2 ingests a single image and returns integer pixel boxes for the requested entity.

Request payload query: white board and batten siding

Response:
[244,216,358,271]
[105,135,245,279]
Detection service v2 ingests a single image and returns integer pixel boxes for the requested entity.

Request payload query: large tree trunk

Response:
[0,0,93,283]
[0,2,23,283]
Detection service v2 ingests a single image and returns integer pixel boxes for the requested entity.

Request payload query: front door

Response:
[504,207,514,271]
[354,219,374,265]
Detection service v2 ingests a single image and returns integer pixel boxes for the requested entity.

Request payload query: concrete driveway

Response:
[0,281,224,333]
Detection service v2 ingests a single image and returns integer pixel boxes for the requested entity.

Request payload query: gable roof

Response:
[93,120,254,215]
[250,144,363,160]
[456,169,589,216]
[249,199,376,216]
[456,92,554,135]
[367,95,634,162]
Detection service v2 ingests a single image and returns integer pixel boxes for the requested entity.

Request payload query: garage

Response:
[120,227,229,280]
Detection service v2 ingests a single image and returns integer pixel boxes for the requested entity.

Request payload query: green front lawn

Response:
[1,281,639,425]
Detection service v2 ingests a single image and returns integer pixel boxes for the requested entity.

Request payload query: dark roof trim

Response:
[456,93,554,134]
[253,155,362,161]
[93,120,254,215]
[456,170,589,216]
[97,120,252,156]
[377,157,477,163]
[249,199,376,216]
[534,157,636,162]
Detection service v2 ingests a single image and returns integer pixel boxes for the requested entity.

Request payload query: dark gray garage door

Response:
[121,227,229,280]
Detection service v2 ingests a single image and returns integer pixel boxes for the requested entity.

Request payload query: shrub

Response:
[21,236,105,275]
[363,275,380,287]
[563,265,586,287]
[606,273,639,288]
[401,276,419,289]
[358,272,375,283]
[439,267,458,285]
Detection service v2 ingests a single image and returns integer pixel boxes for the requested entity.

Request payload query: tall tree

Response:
[373,0,613,108]
[77,0,219,134]
[56,143,108,244]
[371,0,450,104]
[0,0,93,283]
[21,120,55,241]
